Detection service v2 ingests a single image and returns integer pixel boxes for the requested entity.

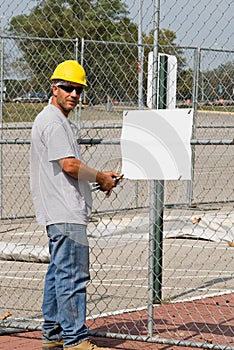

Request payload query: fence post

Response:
[187,47,200,205]
[138,0,144,109]
[0,37,4,219]
[136,0,144,208]
[73,37,84,134]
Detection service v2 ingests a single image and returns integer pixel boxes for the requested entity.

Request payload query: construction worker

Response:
[30,60,120,350]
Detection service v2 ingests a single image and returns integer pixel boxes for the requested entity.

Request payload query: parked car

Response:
[13,93,48,103]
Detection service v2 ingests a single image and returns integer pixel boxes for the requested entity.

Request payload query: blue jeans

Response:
[42,223,90,348]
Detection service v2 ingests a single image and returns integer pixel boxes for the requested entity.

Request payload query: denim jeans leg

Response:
[42,235,63,343]
[42,223,90,347]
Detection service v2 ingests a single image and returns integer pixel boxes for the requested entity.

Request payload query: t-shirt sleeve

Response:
[43,122,76,161]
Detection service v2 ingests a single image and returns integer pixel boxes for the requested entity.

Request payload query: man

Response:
[30,60,120,350]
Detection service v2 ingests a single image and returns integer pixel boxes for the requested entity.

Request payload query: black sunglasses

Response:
[57,84,83,95]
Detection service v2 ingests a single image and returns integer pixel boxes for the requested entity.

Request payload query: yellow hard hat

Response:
[50,60,87,87]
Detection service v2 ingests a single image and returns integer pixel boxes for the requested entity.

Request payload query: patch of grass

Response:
[2,103,123,123]
[78,106,123,121]
[3,102,46,123]
[3,102,234,124]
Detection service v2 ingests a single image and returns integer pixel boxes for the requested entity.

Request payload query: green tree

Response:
[8,1,187,104]
[143,28,186,68]
[8,0,138,100]
[202,61,234,101]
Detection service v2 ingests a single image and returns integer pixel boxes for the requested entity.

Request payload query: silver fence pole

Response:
[148,0,163,339]
[136,0,144,208]
[78,37,86,131]
[187,47,200,205]
[138,0,144,109]
[74,37,81,133]
[0,37,4,218]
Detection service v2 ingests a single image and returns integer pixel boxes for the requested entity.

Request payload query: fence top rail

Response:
[1,34,234,54]
[84,39,234,53]
[0,34,74,42]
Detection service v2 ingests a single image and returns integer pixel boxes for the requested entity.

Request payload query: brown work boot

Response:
[42,339,64,349]
[65,339,111,350]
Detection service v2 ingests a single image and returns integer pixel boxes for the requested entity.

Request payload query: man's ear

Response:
[52,84,58,97]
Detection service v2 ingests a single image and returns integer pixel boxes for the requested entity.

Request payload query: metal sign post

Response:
[147,0,162,338]
[147,1,178,338]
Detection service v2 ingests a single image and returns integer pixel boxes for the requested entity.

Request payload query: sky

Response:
[125,0,234,50]
[0,0,233,50]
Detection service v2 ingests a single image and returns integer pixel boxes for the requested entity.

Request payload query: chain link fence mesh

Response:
[0,1,234,349]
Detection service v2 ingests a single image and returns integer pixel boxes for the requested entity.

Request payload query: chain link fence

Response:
[0,1,234,349]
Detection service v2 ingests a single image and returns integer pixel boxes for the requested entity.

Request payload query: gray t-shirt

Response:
[30,104,92,226]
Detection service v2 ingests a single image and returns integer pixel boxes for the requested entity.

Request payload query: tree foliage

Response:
[202,61,234,101]
[8,0,187,103]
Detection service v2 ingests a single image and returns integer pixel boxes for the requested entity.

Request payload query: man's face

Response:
[52,81,83,116]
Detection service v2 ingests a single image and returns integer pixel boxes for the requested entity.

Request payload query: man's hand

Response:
[96,171,122,192]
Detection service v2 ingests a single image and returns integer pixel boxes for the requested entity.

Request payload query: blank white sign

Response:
[121,109,193,180]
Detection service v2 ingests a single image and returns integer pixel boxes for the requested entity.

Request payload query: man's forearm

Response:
[59,158,98,182]
[59,157,120,191]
